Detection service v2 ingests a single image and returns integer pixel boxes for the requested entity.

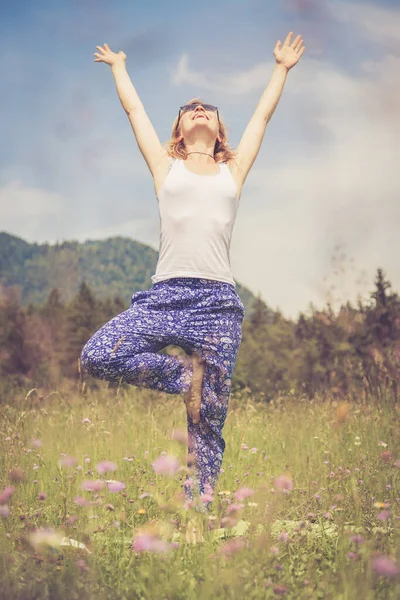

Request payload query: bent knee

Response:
[80,341,111,380]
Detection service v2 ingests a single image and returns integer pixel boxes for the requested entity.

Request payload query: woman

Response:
[81,33,305,514]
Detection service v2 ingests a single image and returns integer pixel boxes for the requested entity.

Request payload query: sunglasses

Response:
[176,103,219,130]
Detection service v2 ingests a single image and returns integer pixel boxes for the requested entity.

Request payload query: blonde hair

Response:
[163,97,238,166]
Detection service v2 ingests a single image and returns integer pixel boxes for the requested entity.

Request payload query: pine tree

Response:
[0,287,28,375]
[249,293,271,332]
[368,268,399,346]
[40,288,66,371]
[64,282,100,377]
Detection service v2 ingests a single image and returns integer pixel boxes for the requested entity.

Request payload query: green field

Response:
[0,384,399,599]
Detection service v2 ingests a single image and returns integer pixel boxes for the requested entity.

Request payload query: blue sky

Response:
[1,0,399,319]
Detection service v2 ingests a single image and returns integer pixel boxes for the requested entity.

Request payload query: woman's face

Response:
[178,104,220,144]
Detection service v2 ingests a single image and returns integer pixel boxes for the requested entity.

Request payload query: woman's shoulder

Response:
[224,158,236,171]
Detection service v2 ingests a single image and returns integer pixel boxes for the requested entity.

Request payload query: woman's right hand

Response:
[94,43,126,67]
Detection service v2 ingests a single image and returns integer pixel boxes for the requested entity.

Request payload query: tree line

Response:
[1,268,399,403]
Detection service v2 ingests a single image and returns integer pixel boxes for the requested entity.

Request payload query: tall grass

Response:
[0,384,399,599]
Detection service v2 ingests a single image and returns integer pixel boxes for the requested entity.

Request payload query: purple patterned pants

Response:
[80,277,245,510]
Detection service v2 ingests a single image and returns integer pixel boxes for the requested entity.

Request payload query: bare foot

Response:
[185,517,206,544]
[184,354,205,424]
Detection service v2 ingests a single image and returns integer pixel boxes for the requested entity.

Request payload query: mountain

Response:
[0,232,258,314]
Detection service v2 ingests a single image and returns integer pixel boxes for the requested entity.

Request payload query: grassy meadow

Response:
[0,383,399,599]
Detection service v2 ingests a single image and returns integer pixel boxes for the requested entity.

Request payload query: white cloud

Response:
[0,180,62,218]
[230,53,400,319]
[328,0,400,48]
[0,180,67,242]
[172,52,275,95]
[3,0,400,321]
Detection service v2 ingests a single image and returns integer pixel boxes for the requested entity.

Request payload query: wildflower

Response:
[81,480,105,492]
[107,481,126,493]
[250,447,258,453]
[151,454,180,476]
[0,505,10,517]
[204,483,214,496]
[273,584,288,595]
[278,531,289,542]
[241,443,248,450]
[132,532,171,553]
[350,534,364,544]
[274,475,293,492]
[219,538,246,557]
[227,503,244,515]
[96,461,117,474]
[378,441,388,447]
[377,510,391,522]
[371,554,399,579]
[66,515,78,525]
[221,516,237,528]
[346,551,359,560]
[74,496,88,507]
[38,492,47,501]
[82,418,91,424]
[59,456,77,468]
[380,451,392,463]
[31,439,43,448]
[76,559,89,572]
[201,494,214,503]
[234,487,254,501]
[270,546,279,555]
[0,486,14,504]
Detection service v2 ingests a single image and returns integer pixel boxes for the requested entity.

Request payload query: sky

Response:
[1,0,399,320]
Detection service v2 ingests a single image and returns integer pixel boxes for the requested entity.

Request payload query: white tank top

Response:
[151,158,240,286]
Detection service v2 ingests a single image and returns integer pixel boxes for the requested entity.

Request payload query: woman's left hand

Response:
[273,32,305,70]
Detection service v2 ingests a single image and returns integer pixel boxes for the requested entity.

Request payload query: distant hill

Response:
[0,232,259,315]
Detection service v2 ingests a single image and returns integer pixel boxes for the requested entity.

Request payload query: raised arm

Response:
[94,43,167,177]
[232,32,305,187]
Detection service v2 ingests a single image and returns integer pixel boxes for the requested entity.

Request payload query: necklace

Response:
[186,151,215,161]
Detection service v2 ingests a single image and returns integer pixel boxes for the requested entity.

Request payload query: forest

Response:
[1,232,399,404]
